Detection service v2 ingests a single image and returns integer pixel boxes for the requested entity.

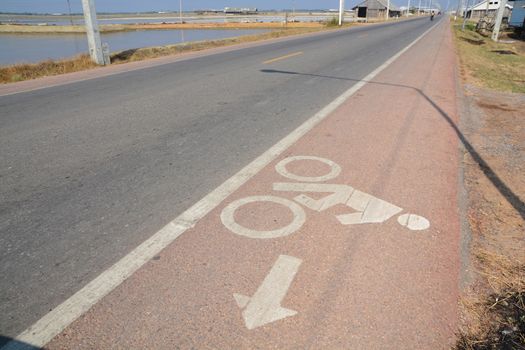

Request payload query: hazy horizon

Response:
[0,0,444,15]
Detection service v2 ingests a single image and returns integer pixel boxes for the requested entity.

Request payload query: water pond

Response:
[0,29,269,66]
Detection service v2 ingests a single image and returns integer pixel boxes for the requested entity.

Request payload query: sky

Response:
[0,0,439,14]
[1,1,355,13]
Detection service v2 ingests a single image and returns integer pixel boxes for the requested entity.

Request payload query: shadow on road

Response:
[0,336,40,350]
[260,68,525,221]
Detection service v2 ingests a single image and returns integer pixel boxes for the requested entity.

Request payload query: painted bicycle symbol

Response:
[221,156,430,239]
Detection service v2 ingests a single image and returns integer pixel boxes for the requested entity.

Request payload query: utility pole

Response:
[491,0,508,41]
[81,0,105,65]
[455,0,462,19]
[66,0,74,26]
[387,0,391,20]
[454,0,460,19]
[418,0,422,15]
[339,0,345,25]
[179,0,183,23]
[462,0,471,30]
[407,0,411,16]
[461,0,472,30]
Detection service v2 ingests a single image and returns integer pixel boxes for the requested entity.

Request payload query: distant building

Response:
[466,0,513,20]
[353,0,402,18]
[224,7,258,14]
[327,9,355,13]
[195,9,222,15]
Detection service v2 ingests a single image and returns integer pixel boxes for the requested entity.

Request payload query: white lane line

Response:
[2,21,440,350]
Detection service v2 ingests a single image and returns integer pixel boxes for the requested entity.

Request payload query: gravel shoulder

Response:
[456,82,525,349]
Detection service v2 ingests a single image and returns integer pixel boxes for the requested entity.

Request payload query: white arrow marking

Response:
[234,255,302,330]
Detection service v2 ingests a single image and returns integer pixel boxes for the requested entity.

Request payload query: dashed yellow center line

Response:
[263,51,303,64]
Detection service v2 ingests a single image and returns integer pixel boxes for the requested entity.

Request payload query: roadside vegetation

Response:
[109,27,326,63]
[326,16,340,27]
[452,18,525,350]
[452,19,525,93]
[0,21,324,34]
[0,25,347,84]
[0,54,97,83]
[455,252,524,349]
[0,23,126,33]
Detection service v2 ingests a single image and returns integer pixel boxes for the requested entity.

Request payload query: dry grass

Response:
[455,251,524,350]
[454,19,525,349]
[0,54,96,83]
[452,20,525,93]
[0,23,128,33]
[0,24,87,33]
[110,27,325,63]
[125,22,324,30]
[454,33,525,348]
[0,26,338,84]
[0,21,324,34]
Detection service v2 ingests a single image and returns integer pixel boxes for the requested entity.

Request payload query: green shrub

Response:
[326,17,339,27]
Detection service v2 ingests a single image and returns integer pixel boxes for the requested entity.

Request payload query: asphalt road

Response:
[0,17,438,342]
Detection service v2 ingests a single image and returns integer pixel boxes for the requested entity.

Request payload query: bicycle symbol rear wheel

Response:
[220,196,306,239]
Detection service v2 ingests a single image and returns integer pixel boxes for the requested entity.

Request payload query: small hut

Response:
[353,0,402,18]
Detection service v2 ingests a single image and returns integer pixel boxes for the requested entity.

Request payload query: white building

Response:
[466,0,513,19]
[223,7,258,14]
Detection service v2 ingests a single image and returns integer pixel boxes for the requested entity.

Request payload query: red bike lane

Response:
[45,19,461,349]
